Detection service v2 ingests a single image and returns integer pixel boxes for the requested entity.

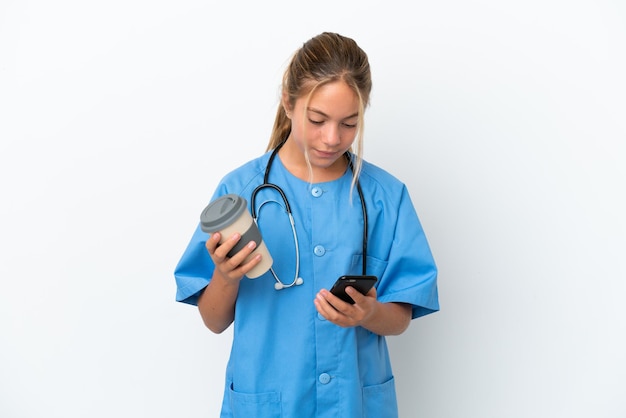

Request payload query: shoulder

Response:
[217,152,272,196]
[358,159,407,197]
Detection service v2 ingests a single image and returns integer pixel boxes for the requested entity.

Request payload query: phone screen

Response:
[329,275,378,304]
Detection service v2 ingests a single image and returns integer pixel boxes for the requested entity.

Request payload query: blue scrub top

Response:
[174,151,439,418]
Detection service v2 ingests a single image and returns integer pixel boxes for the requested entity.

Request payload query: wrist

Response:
[211,269,242,291]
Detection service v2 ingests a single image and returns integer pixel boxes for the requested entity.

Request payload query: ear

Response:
[281,91,293,119]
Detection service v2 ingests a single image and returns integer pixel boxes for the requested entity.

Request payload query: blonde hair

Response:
[267,32,372,188]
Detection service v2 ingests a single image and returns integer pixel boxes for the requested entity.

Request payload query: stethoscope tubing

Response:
[250,141,368,289]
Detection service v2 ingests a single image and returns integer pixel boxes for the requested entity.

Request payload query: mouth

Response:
[313,149,340,159]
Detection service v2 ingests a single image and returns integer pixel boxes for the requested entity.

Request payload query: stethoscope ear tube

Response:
[251,183,291,218]
[355,174,368,276]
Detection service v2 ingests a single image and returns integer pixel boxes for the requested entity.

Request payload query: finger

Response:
[315,291,358,327]
[314,292,340,321]
[208,233,252,270]
[205,232,222,254]
[345,286,365,304]
[318,289,352,314]
[346,286,377,305]
[216,233,242,259]
[216,239,260,281]
[232,241,263,273]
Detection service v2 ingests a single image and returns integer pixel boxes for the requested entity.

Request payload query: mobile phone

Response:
[329,275,378,304]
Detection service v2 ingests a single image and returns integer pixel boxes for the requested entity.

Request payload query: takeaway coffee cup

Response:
[200,194,273,278]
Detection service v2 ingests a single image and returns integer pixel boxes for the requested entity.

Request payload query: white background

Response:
[1,1,625,417]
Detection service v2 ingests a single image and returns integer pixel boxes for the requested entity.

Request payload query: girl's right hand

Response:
[205,232,262,283]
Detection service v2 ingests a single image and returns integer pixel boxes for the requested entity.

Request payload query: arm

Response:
[197,231,262,334]
[314,287,412,336]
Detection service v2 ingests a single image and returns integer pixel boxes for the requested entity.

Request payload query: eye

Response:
[342,122,357,128]
[308,118,324,125]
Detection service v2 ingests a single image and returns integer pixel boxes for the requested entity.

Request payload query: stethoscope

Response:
[250,141,368,290]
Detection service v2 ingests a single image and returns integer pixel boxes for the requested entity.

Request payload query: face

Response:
[284,80,360,174]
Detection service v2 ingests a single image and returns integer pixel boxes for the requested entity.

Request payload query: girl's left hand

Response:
[314,286,379,328]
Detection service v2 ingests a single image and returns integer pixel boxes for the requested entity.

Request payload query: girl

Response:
[174,32,439,418]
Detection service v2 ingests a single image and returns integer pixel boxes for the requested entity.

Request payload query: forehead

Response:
[298,80,359,117]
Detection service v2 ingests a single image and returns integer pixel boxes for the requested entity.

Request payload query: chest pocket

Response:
[351,254,388,279]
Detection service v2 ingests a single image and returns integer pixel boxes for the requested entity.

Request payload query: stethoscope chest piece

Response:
[274,277,304,290]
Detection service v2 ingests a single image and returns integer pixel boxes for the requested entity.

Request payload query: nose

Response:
[322,124,341,146]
